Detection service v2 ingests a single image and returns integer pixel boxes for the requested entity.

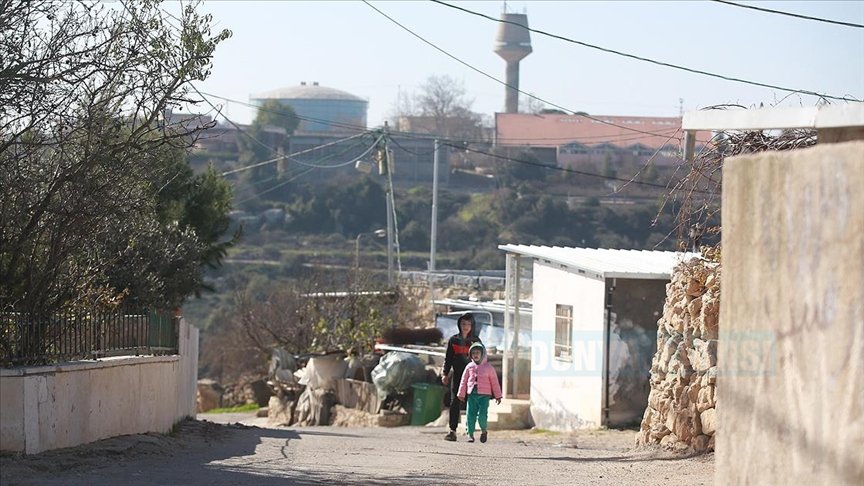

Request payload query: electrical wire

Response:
[711,0,864,29]
[428,0,861,102]
[363,1,712,137]
[230,137,376,195]
[200,91,709,194]
[435,139,715,195]
[219,133,369,176]
[233,167,316,205]
[195,87,379,175]
[233,135,381,204]
[201,90,714,148]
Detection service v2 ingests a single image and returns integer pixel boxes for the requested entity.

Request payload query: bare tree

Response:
[199,269,417,381]
[519,92,547,114]
[390,75,485,141]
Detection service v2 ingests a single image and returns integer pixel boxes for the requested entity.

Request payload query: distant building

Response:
[495,113,711,167]
[498,244,696,430]
[394,115,489,142]
[165,110,213,131]
[286,132,448,186]
[251,82,368,134]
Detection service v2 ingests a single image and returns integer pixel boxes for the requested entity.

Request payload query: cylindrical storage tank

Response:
[494,13,532,114]
[250,83,368,134]
[494,13,532,63]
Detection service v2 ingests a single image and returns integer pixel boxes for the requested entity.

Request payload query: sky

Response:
[179,1,864,127]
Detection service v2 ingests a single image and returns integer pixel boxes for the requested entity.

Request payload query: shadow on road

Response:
[0,421,460,486]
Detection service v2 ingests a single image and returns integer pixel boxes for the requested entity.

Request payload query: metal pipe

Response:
[430,139,440,271]
[386,195,394,286]
[503,252,512,398]
[513,256,521,397]
[603,278,616,426]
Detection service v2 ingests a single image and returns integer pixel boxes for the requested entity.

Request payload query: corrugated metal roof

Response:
[498,244,698,280]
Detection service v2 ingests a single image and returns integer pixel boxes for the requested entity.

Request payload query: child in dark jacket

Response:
[457,342,502,443]
[441,312,480,441]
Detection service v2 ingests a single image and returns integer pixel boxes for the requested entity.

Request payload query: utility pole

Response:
[383,122,395,287]
[430,139,440,271]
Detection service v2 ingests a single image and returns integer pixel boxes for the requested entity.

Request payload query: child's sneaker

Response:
[480,431,488,443]
[467,435,475,443]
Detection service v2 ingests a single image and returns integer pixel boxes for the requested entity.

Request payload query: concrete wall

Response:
[0,320,199,454]
[530,261,605,430]
[718,141,864,484]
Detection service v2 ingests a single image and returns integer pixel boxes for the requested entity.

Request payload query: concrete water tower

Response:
[494,10,532,113]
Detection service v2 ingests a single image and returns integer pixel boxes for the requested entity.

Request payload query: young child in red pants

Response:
[457,342,502,443]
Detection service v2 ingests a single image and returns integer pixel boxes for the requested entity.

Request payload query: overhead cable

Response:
[436,140,714,195]
[361,0,706,137]
[219,133,369,176]
[711,0,864,29]
[428,0,861,102]
[201,91,706,147]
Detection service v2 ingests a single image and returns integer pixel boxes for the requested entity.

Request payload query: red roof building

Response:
[495,113,712,167]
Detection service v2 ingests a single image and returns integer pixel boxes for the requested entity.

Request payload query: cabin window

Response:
[554,304,573,361]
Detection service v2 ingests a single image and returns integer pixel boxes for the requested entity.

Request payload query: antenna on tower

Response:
[679,98,684,118]
[502,1,508,14]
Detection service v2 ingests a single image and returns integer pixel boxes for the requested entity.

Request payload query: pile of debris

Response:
[265,347,442,428]
[196,375,272,412]
[636,258,719,453]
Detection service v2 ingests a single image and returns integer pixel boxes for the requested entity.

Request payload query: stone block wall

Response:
[636,258,719,452]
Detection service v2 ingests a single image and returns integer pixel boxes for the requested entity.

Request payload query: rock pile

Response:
[636,258,720,453]
[196,376,272,413]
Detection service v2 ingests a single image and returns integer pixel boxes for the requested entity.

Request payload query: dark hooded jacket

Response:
[442,312,481,377]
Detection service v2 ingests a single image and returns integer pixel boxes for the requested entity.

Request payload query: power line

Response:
[219,133,369,176]
[429,0,861,102]
[233,167,315,205]
[229,138,376,195]
[711,0,864,29]
[200,91,375,135]
[361,0,701,137]
[198,86,720,196]
[201,90,710,147]
[231,138,383,204]
[435,139,715,195]
[200,89,719,196]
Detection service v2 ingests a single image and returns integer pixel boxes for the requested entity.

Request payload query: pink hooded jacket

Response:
[457,342,502,400]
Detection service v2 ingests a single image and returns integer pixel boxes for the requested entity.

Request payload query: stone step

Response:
[488,399,530,415]
[426,399,532,431]
[486,398,531,430]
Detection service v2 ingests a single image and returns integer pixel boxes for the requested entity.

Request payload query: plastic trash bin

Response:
[410,383,446,426]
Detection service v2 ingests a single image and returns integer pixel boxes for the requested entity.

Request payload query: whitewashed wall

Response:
[0,320,199,454]
[530,261,606,430]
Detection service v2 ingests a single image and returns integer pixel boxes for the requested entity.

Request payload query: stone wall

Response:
[636,258,719,453]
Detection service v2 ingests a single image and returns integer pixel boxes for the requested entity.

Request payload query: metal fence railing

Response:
[0,308,179,367]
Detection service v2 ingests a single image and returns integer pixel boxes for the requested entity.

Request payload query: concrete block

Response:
[718,141,864,485]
